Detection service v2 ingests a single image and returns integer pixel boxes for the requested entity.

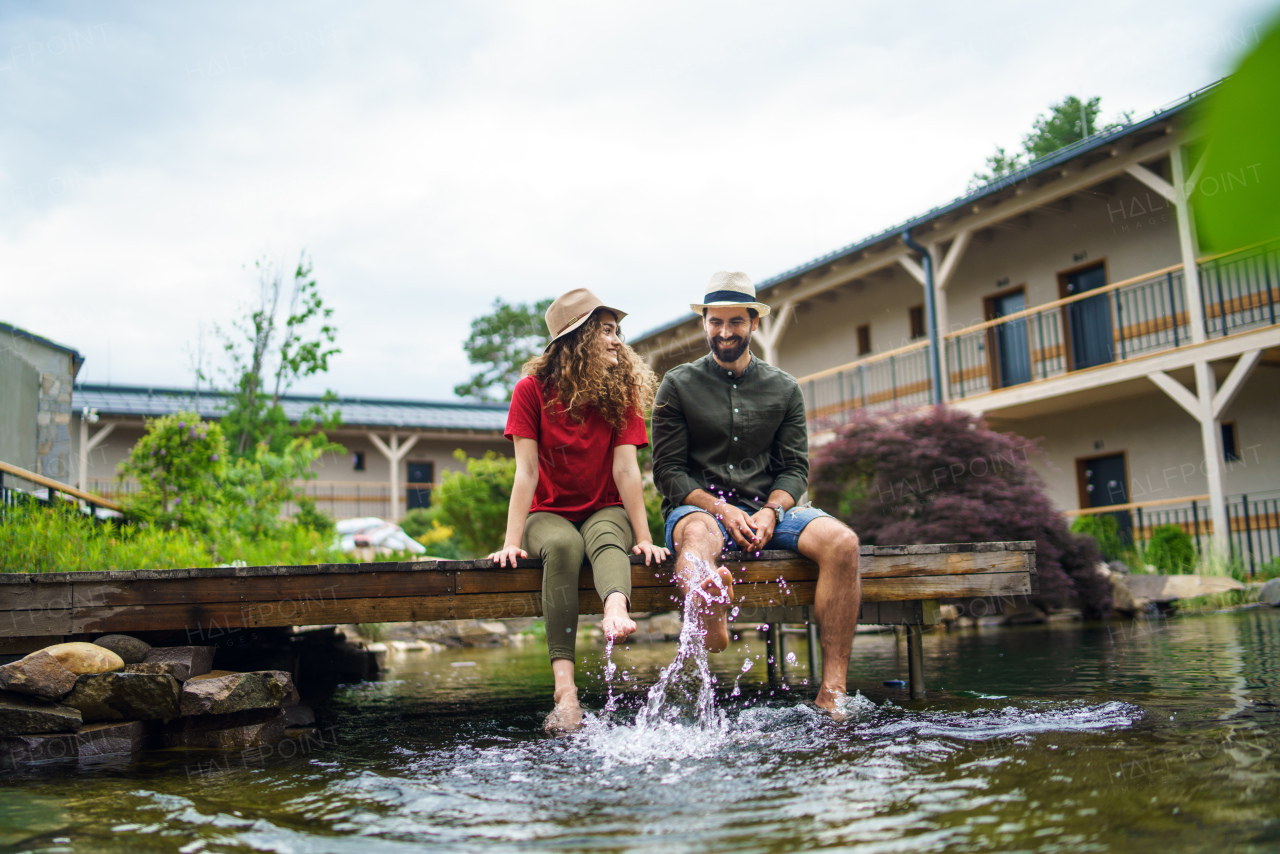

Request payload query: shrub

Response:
[1070,513,1126,562]
[811,406,1109,616]
[1,502,209,573]
[118,412,228,534]
[434,450,516,557]
[1144,524,1197,574]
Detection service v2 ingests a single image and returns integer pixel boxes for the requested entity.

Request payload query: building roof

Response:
[633,82,1218,345]
[75,383,510,432]
[0,321,86,372]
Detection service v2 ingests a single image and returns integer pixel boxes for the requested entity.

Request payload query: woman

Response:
[489,288,667,733]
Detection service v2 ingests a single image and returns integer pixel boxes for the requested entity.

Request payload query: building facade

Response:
[73,384,510,522]
[0,322,85,484]
[632,87,1279,564]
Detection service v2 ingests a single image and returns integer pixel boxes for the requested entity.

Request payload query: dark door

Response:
[1064,264,1114,369]
[406,462,434,510]
[1080,453,1132,541]
[990,290,1031,387]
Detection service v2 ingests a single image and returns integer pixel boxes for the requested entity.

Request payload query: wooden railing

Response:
[0,461,123,518]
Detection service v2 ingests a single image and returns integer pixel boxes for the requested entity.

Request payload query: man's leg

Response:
[794,517,861,712]
[670,510,735,652]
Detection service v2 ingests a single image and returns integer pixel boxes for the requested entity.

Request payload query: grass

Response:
[0,501,394,573]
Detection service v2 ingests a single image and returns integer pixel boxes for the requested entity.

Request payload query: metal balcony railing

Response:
[800,241,1280,429]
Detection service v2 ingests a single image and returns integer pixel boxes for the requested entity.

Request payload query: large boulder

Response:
[77,721,149,758]
[37,642,123,675]
[162,708,286,750]
[0,721,150,765]
[0,651,79,700]
[142,646,214,682]
[93,635,151,665]
[1257,578,1280,607]
[1125,574,1244,603]
[1109,574,1149,614]
[179,671,294,717]
[0,692,82,735]
[61,673,181,722]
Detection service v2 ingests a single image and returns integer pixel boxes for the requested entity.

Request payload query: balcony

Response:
[802,241,1280,431]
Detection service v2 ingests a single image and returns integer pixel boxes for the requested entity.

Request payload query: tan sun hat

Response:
[690,270,772,318]
[544,288,627,352]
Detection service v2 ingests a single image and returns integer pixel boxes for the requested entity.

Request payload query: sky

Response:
[1,0,1274,401]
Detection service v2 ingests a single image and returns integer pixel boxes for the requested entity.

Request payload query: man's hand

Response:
[746,507,778,551]
[715,502,759,550]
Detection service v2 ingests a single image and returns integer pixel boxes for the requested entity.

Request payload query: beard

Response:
[707,331,750,363]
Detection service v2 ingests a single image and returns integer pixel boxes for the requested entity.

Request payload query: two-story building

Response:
[633,86,1279,568]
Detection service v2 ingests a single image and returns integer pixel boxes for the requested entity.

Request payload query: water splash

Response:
[601,638,619,718]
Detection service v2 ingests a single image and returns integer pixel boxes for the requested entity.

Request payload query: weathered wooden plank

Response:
[75,570,456,608]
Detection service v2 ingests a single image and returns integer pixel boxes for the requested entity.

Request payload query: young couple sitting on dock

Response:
[488,272,862,733]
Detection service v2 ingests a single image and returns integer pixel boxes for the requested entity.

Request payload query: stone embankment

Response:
[0,636,321,767]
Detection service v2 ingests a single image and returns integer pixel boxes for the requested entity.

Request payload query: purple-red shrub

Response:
[810,406,1108,616]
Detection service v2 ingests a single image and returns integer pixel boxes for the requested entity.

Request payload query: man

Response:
[651,270,861,716]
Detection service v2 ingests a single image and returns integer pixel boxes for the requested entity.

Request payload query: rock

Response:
[1110,575,1148,613]
[1125,574,1245,603]
[32,643,122,676]
[62,672,181,722]
[0,650,79,700]
[162,709,286,750]
[938,604,961,622]
[645,612,684,638]
[0,692,82,735]
[1047,609,1083,622]
[179,671,294,716]
[282,704,315,727]
[1107,560,1131,575]
[76,721,149,758]
[93,635,151,665]
[123,662,184,679]
[1258,578,1280,607]
[142,646,214,681]
[0,732,79,764]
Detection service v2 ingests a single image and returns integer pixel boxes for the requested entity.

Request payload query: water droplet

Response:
[785,652,797,665]
[740,659,753,672]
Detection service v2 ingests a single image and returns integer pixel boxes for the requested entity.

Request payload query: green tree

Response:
[117,412,228,534]
[214,253,342,456]
[220,436,330,541]
[454,297,553,401]
[433,450,517,556]
[969,96,1133,189]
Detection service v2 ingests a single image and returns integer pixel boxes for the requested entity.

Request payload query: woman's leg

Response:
[581,506,636,642]
[523,512,586,731]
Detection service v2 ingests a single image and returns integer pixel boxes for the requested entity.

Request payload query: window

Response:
[856,324,871,356]
[1222,422,1239,462]
[352,451,366,471]
[909,305,925,340]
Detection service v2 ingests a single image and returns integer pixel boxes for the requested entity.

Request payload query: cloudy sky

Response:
[2,1,1272,400]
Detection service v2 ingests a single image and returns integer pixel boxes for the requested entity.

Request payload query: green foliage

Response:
[117,412,228,535]
[400,505,466,559]
[1191,18,1280,252]
[1144,524,1197,574]
[0,502,209,573]
[433,450,517,557]
[643,480,664,545]
[220,436,334,541]
[293,497,335,538]
[454,297,553,401]
[214,253,342,457]
[1070,513,1126,562]
[969,95,1133,189]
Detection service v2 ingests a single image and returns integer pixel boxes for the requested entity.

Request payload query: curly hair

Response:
[521,310,657,431]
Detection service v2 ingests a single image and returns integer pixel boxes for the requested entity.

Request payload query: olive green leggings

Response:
[523,506,634,663]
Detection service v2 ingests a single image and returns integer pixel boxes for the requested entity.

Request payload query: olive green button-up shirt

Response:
[651,353,809,518]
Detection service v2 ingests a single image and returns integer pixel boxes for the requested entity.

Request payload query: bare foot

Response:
[689,565,734,653]
[814,686,850,722]
[601,592,637,643]
[543,687,583,734]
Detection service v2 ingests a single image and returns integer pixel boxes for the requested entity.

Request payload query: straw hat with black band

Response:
[543,288,627,352]
[690,270,771,318]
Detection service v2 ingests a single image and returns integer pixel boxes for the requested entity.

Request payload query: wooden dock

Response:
[0,541,1035,640]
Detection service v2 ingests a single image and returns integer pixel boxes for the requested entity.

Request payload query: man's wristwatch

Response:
[767,502,785,524]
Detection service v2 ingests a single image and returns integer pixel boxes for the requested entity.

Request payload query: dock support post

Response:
[805,606,820,684]
[905,623,925,699]
[766,621,782,684]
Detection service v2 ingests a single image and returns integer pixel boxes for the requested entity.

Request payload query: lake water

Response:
[2,607,1278,853]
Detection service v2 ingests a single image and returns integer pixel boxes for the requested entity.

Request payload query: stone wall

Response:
[0,327,80,484]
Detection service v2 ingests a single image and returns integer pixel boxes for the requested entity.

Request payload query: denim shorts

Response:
[663,502,831,553]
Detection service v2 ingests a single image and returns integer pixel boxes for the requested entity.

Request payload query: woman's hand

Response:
[489,545,528,568]
[631,540,670,566]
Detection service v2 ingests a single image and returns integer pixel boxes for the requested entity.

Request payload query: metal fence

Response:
[1075,490,1280,577]
[804,341,932,430]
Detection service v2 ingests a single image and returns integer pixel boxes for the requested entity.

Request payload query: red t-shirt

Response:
[504,375,648,522]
